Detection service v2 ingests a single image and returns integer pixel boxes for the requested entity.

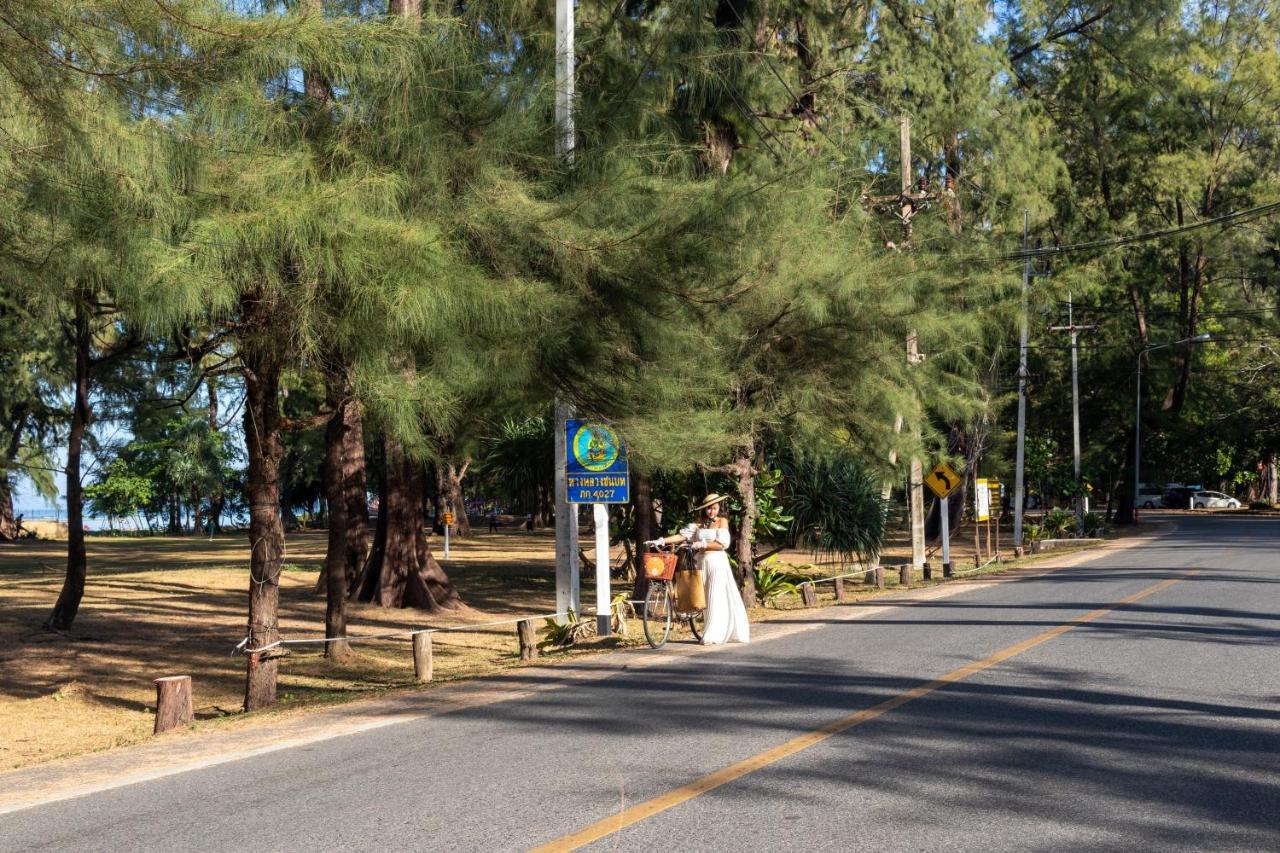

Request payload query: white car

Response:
[1192,490,1241,509]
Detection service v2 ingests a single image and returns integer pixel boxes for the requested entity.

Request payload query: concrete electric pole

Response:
[1049,293,1097,527]
[1013,210,1030,549]
[553,0,580,616]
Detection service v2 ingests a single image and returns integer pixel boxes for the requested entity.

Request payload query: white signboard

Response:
[975,478,991,522]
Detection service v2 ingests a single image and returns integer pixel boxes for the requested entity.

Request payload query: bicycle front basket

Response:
[643,551,678,581]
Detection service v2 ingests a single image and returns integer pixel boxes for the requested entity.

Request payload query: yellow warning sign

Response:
[924,462,962,499]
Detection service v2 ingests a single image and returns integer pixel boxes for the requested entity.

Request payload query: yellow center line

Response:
[531,570,1199,853]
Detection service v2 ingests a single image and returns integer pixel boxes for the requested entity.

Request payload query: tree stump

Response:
[412,632,433,683]
[517,618,538,662]
[898,564,911,587]
[875,565,886,589]
[833,577,846,603]
[154,676,193,735]
[923,562,934,581]
[800,582,817,607]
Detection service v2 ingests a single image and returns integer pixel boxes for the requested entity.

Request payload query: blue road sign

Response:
[565,420,629,504]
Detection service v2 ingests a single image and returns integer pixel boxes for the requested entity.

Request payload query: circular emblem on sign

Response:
[573,424,620,472]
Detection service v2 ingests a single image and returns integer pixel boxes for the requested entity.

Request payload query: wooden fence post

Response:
[800,582,817,607]
[517,618,538,662]
[875,565,886,588]
[413,632,433,683]
[899,564,911,586]
[833,576,846,603]
[154,676,193,734]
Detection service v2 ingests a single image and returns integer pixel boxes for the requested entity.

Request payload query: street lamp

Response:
[1133,333,1212,519]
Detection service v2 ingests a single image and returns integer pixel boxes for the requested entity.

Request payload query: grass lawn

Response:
[0,529,618,770]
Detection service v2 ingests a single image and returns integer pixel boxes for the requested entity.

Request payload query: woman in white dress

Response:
[646,493,750,645]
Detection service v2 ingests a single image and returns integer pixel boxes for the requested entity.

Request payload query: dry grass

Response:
[0,529,631,771]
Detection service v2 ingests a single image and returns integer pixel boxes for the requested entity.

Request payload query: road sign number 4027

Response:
[565,420,629,504]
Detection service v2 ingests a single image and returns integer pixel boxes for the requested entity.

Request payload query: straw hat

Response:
[693,492,728,512]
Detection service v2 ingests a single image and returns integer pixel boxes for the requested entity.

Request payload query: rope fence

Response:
[234,608,604,656]
[231,556,1013,660]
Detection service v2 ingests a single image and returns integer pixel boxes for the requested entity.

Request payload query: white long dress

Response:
[681,524,750,645]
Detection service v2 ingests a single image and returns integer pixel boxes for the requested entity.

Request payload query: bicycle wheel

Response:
[643,581,673,648]
[687,608,705,642]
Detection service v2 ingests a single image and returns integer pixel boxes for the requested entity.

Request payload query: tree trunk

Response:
[1264,450,1274,504]
[320,390,351,658]
[444,459,471,537]
[45,303,91,631]
[732,449,759,608]
[0,478,15,541]
[354,436,461,611]
[431,462,447,531]
[342,400,370,593]
[241,346,285,712]
[356,460,389,602]
[629,473,656,602]
[192,491,203,537]
[207,377,224,533]
[1114,433,1137,525]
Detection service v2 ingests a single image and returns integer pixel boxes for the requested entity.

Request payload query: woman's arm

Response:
[648,523,697,548]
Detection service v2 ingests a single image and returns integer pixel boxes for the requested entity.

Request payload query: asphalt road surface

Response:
[3,512,1277,852]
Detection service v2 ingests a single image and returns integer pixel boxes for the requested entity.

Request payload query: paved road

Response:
[3,513,1277,852]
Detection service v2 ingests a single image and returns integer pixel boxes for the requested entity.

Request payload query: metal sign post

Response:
[442,512,453,559]
[924,462,962,579]
[592,503,610,635]
[940,496,952,577]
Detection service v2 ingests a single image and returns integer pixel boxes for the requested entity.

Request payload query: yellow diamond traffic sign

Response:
[924,462,962,499]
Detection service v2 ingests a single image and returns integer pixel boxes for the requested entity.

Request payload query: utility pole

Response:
[553,0,579,616]
[1013,210,1030,549]
[899,115,926,577]
[868,114,932,581]
[1049,293,1096,527]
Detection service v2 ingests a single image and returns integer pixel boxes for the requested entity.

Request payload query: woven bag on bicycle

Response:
[642,549,678,581]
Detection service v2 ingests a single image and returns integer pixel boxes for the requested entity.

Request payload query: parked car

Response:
[1162,486,1197,508]
[1192,490,1241,509]
[1137,486,1166,509]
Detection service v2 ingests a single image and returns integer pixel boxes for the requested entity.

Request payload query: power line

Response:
[994,201,1280,262]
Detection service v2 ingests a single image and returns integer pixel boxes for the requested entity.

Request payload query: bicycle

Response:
[640,543,706,648]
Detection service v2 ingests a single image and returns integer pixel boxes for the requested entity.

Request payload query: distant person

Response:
[488,508,500,533]
[525,513,534,532]
[646,493,749,645]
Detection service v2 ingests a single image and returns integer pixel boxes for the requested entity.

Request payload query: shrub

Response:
[1041,509,1075,539]
[1081,512,1105,535]
[539,610,595,649]
[753,558,800,606]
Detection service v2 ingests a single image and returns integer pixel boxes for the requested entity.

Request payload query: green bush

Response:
[539,610,595,649]
[1081,512,1105,535]
[753,558,800,606]
[1041,509,1075,539]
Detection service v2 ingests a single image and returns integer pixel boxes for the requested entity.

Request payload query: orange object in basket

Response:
[643,551,678,581]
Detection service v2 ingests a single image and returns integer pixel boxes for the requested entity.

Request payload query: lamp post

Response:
[1133,333,1211,520]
